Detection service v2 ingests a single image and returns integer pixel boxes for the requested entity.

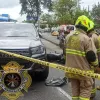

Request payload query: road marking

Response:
[56,87,72,100]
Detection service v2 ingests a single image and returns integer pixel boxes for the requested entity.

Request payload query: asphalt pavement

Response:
[42,32,59,46]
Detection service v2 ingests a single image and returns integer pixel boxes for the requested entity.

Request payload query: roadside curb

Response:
[42,37,59,46]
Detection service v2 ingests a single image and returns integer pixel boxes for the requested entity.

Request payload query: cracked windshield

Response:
[0,0,100,100]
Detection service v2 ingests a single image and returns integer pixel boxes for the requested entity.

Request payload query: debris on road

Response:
[45,77,68,87]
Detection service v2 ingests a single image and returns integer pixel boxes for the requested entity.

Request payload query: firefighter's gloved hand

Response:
[86,51,99,67]
[86,51,96,63]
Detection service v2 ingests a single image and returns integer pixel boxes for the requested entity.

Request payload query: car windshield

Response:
[0,23,38,38]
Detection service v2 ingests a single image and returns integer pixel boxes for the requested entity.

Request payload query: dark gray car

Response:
[0,22,49,81]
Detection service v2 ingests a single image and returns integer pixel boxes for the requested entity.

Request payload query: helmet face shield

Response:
[75,15,90,32]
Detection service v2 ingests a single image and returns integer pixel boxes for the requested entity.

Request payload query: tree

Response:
[20,0,52,23]
[74,8,91,23]
[53,0,90,25]
[42,0,53,11]
[40,13,57,30]
[53,0,78,24]
[91,2,100,24]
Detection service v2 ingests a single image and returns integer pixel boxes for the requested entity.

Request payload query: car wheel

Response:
[33,66,49,81]
[28,64,49,81]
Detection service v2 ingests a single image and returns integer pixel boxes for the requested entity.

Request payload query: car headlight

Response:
[30,46,45,55]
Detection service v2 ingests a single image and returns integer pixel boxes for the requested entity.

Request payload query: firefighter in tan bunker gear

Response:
[87,20,99,98]
[88,21,100,90]
[65,15,99,100]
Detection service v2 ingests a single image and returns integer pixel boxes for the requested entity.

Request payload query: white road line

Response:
[56,87,72,100]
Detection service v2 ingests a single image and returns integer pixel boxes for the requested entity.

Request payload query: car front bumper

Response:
[0,53,46,66]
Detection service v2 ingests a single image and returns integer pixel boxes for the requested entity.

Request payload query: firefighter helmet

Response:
[75,15,90,32]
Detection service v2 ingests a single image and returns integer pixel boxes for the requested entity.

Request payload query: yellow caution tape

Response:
[0,50,100,79]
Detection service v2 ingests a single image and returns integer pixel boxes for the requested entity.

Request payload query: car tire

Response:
[29,65,49,81]
[33,66,49,81]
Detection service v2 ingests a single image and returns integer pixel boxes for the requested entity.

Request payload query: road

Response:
[1,38,100,100]
[42,32,59,45]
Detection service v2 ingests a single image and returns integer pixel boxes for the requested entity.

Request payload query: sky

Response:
[0,0,21,19]
[0,0,100,19]
[81,0,100,10]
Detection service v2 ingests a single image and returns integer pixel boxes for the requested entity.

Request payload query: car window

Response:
[0,23,38,37]
[67,26,74,31]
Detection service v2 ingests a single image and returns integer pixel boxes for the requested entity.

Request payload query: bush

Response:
[40,24,46,29]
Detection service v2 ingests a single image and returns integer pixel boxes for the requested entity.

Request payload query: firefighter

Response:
[87,21,99,50]
[97,32,100,69]
[87,21,100,90]
[87,20,99,98]
[63,26,71,61]
[65,15,99,100]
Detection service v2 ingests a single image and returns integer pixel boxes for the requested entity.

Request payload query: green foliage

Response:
[91,2,100,24]
[40,13,58,27]
[20,0,91,26]
[40,0,90,26]
[95,24,100,28]
[74,9,92,23]
[22,20,35,23]
[20,0,52,23]
[57,13,73,24]
[53,0,77,24]
[52,0,90,25]
[40,24,46,29]
[42,0,53,11]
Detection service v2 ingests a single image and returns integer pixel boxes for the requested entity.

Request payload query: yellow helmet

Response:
[88,20,94,31]
[75,15,90,32]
